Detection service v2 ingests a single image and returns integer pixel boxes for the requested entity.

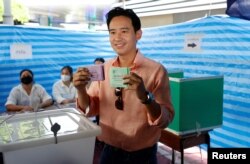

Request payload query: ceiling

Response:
[113,0,227,17]
[14,0,227,27]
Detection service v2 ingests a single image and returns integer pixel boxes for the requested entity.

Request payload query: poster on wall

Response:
[10,44,32,59]
[184,34,204,52]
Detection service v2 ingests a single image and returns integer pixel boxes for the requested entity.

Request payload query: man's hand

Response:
[123,72,148,102]
[73,67,91,91]
[61,99,75,104]
[73,67,91,111]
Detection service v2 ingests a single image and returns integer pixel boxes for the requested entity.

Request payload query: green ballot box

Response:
[167,75,224,134]
[168,70,184,78]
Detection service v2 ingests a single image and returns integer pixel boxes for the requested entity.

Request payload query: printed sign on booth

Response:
[10,44,32,59]
[184,34,204,52]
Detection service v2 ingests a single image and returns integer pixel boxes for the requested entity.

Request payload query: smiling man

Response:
[73,7,174,164]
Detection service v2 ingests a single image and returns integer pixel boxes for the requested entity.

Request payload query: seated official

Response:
[52,65,77,105]
[5,69,53,112]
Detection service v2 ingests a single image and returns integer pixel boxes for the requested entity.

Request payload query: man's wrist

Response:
[141,91,154,104]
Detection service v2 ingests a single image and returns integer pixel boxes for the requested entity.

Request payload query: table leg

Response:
[172,149,175,164]
[206,133,210,164]
[180,143,184,164]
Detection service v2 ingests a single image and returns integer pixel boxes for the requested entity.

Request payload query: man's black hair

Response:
[105,7,141,32]
[20,69,33,77]
[94,57,105,63]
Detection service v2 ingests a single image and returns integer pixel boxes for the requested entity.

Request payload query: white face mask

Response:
[61,75,71,82]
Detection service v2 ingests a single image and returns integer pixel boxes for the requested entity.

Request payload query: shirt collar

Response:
[60,80,72,87]
[111,49,144,71]
[19,83,35,92]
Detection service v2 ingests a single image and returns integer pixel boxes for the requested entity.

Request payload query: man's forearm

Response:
[40,99,53,108]
[77,90,90,111]
[6,104,24,112]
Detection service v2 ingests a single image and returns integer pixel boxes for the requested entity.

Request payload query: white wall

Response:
[139,8,226,28]
[140,14,173,28]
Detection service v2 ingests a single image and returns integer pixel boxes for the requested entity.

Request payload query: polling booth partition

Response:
[167,72,224,134]
[160,71,224,164]
[168,70,184,79]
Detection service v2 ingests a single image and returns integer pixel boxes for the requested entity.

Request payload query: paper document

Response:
[109,67,130,88]
[86,64,105,81]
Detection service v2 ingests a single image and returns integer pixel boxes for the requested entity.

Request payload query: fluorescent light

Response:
[137,3,227,17]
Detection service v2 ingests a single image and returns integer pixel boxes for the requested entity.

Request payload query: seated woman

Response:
[5,69,53,112]
[52,65,77,105]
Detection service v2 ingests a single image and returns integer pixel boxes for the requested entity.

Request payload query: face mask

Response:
[61,75,71,82]
[21,76,33,84]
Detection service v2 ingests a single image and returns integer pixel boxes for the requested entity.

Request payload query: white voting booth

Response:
[0,108,101,164]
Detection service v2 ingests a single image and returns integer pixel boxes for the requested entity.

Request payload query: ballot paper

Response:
[109,67,130,88]
[86,64,105,81]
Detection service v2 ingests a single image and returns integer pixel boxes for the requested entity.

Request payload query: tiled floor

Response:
[93,140,207,164]
[157,142,207,164]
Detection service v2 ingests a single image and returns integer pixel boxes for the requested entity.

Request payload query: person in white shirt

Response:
[52,65,77,105]
[5,69,53,112]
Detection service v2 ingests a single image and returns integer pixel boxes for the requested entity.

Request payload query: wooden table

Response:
[159,129,210,164]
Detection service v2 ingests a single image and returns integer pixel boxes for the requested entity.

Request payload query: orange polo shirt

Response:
[84,50,174,151]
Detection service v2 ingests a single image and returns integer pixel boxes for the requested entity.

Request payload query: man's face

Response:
[108,16,141,56]
[20,71,33,84]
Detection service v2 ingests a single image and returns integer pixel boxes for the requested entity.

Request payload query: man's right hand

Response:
[73,67,90,91]
[73,67,91,111]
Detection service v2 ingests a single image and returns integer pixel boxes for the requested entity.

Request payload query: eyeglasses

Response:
[115,87,123,110]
